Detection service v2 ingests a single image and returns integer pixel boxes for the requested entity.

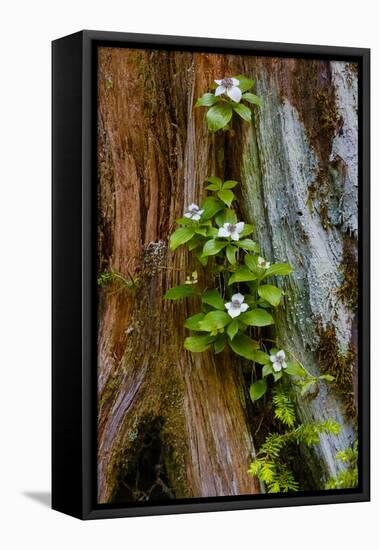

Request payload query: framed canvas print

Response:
[52,30,370,520]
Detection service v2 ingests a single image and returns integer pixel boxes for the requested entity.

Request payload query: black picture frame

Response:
[52,30,370,520]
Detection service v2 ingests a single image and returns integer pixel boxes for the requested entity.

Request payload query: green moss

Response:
[315,90,339,132]
[338,236,358,312]
[316,322,357,419]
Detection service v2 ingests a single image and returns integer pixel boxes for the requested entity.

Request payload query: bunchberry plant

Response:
[164,74,341,493]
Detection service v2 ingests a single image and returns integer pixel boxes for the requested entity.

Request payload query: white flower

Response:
[218,221,245,241]
[215,77,242,103]
[185,271,198,285]
[258,256,271,269]
[270,350,287,372]
[225,293,249,318]
[184,203,203,221]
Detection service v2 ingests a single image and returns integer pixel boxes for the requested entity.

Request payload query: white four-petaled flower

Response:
[215,77,242,103]
[218,221,244,241]
[184,203,203,221]
[225,293,249,318]
[270,350,287,372]
[258,257,271,269]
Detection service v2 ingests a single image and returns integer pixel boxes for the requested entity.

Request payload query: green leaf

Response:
[202,289,225,310]
[226,245,238,265]
[222,180,239,189]
[262,364,274,377]
[239,224,254,238]
[285,361,307,378]
[229,333,259,360]
[164,284,197,300]
[206,102,233,132]
[228,265,257,285]
[226,319,239,340]
[264,263,293,278]
[217,188,235,207]
[187,236,201,251]
[240,309,274,327]
[184,335,215,352]
[251,350,271,365]
[197,253,208,266]
[184,312,205,330]
[319,374,336,382]
[198,310,230,332]
[202,239,227,257]
[300,379,317,396]
[214,334,226,354]
[195,93,220,107]
[244,254,259,273]
[235,75,255,92]
[204,176,223,190]
[237,239,260,252]
[169,227,195,251]
[215,208,237,226]
[233,103,252,122]
[258,284,282,307]
[249,379,267,401]
[242,92,262,107]
[201,196,225,220]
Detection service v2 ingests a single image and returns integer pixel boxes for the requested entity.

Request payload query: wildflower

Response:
[218,221,245,241]
[258,256,271,269]
[214,77,242,103]
[185,271,198,285]
[225,293,249,318]
[184,203,203,221]
[270,350,287,372]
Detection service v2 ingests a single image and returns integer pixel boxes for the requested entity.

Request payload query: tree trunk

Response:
[97,48,358,502]
[97,48,261,503]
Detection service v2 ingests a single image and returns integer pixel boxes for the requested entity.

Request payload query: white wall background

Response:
[0,1,376,548]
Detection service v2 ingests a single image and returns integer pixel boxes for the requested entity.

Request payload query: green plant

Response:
[196,75,262,132]
[163,74,345,493]
[249,386,341,493]
[326,443,358,489]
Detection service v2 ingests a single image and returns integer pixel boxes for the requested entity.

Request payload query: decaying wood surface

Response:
[97,47,358,502]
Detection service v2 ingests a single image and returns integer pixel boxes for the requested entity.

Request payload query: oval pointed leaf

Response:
[184,312,205,330]
[215,208,237,227]
[234,75,255,92]
[198,310,230,332]
[242,92,263,106]
[226,245,238,266]
[249,379,267,401]
[251,350,271,365]
[228,265,257,285]
[169,227,195,251]
[206,102,233,132]
[201,196,225,220]
[195,93,220,107]
[264,263,293,278]
[240,309,274,327]
[202,289,224,310]
[237,239,260,252]
[222,180,239,189]
[226,319,239,340]
[233,103,252,122]
[184,335,216,352]
[285,361,307,378]
[164,284,197,300]
[229,333,259,360]
[202,239,227,257]
[217,188,235,207]
[258,284,282,307]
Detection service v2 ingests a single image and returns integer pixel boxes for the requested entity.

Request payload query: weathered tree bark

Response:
[234,58,358,483]
[97,48,358,502]
[97,48,260,503]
